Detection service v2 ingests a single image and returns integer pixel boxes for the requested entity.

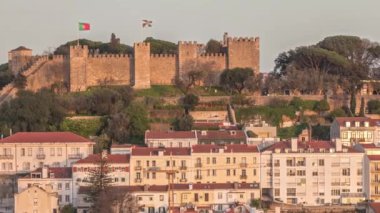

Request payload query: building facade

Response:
[0,132,94,174]
[145,131,198,148]
[330,117,375,146]
[14,185,59,213]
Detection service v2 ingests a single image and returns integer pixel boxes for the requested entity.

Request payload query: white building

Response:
[330,117,375,146]
[72,153,130,208]
[18,166,74,207]
[261,138,365,205]
[0,132,94,174]
[145,130,197,148]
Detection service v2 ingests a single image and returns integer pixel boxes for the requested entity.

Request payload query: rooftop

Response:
[192,144,258,153]
[367,155,380,161]
[196,130,246,140]
[263,140,359,153]
[335,117,372,127]
[369,202,380,212]
[145,131,196,139]
[24,167,72,179]
[132,147,191,156]
[0,132,93,144]
[11,46,32,52]
[75,154,130,164]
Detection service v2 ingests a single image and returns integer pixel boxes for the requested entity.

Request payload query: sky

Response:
[1,0,380,71]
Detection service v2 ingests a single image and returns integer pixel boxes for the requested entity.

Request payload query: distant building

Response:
[18,166,73,207]
[330,117,375,146]
[261,138,364,205]
[145,130,197,148]
[14,185,59,213]
[196,130,246,145]
[0,132,94,174]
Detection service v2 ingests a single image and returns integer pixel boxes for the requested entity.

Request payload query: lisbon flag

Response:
[79,23,90,31]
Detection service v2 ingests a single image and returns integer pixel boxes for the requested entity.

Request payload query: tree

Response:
[367,100,380,114]
[13,74,27,89]
[181,94,199,114]
[172,114,194,131]
[61,204,76,213]
[220,68,253,94]
[205,39,223,53]
[350,93,356,116]
[0,63,14,90]
[145,37,178,54]
[314,99,330,114]
[106,103,149,144]
[359,97,365,116]
[94,188,139,213]
[326,108,347,122]
[85,153,113,212]
[176,60,214,94]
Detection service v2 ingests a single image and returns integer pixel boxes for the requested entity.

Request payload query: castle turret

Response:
[8,46,33,75]
[178,41,201,79]
[227,36,260,74]
[69,45,89,91]
[133,42,151,89]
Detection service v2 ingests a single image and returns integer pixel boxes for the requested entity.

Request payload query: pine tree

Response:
[359,97,365,117]
[350,92,356,116]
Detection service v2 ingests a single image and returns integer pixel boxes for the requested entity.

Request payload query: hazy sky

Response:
[1,0,380,71]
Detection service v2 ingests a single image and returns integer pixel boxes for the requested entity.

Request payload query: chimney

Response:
[291,138,298,152]
[335,138,342,152]
[42,166,48,178]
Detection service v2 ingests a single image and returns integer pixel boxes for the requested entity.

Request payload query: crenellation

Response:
[199,53,226,57]
[150,53,177,58]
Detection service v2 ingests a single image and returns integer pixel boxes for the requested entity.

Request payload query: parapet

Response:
[52,55,68,60]
[69,45,89,50]
[134,42,150,47]
[150,53,177,58]
[178,41,198,45]
[199,53,226,57]
[88,54,132,58]
[227,37,259,43]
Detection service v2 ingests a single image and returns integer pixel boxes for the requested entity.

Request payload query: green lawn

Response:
[236,106,296,126]
[135,85,229,97]
[60,117,104,137]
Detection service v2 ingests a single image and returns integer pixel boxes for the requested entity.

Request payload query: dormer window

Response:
[50,173,55,178]
[365,122,369,127]
[355,122,360,127]
[201,131,207,136]
[345,122,351,127]
[230,131,236,136]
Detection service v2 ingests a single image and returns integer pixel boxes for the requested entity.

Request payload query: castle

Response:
[7,33,259,92]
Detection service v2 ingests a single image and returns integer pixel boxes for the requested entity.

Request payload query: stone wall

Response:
[133,42,151,89]
[150,54,177,85]
[87,55,132,87]
[227,37,260,74]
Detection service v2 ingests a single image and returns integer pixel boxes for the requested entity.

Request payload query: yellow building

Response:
[14,185,59,213]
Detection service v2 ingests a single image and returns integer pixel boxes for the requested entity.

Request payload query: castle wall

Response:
[198,53,227,71]
[25,56,69,92]
[227,37,260,73]
[178,41,201,79]
[133,43,151,89]
[86,54,132,87]
[150,54,177,85]
[69,45,88,91]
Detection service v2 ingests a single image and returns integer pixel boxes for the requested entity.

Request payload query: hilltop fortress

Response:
[7,33,259,92]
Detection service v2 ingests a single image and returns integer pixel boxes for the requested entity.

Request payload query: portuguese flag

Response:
[79,22,90,31]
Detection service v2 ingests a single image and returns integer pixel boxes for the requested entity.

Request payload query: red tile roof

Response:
[360,143,380,149]
[131,147,191,156]
[368,155,380,161]
[192,144,258,153]
[263,140,359,153]
[369,202,380,212]
[196,130,246,141]
[335,117,372,127]
[0,132,93,144]
[75,154,130,164]
[111,144,135,148]
[26,167,72,179]
[145,131,196,139]
[11,46,31,51]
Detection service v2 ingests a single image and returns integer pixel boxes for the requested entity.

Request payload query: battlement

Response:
[178,41,198,45]
[150,53,177,58]
[134,42,150,47]
[70,45,88,50]
[88,54,132,58]
[52,55,68,60]
[199,53,226,57]
[227,37,259,43]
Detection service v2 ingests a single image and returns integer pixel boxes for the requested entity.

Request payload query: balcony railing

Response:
[135,166,142,170]
[0,155,13,159]
[240,175,247,179]
[135,178,142,183]
[195,163,202,168]
[195,175,202,180]
[36,154,45,159]
[179,165,187,170]
[68,154,82,159]
[148,166,160,171]
[239,163,248,168]
[179,178,187,183]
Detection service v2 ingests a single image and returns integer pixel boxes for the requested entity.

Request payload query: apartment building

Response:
[18,166,73,207]
[145,131,197,148]
[72,153,130,206]
[330,117,375,146]
[261,138,364,205]
[14,185,59,213]
[0,132,94,174]
[196,130,246,145]
[129,144,260,188]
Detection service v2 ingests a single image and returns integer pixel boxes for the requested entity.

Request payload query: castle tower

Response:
[69,45,88,91]
[178,41,201,79]
[227,36,260,74]
[133,42,151,89]
[8,46,33,75]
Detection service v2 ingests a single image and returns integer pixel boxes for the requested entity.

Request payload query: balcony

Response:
[68,154,82,159]
[195,175,202,180]
[179,178,187,183]
[240,175,247,180]
[371,179,380,183]
[239,163,248,168]
[371,168,380,173]
[135,178,142,183]
[135,166,142,170]
[195,163,202,168]
[296,162,306,166]
[274,163,280,167]
[148,166,160,171]
[0,155,13,159]
[36,154,45,159]
[179,165,187,170]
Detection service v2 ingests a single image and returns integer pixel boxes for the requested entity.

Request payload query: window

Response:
[218,192,223,199]
[242,157,246,163]
[312,171,318,176]
[253,169,257,176]
[233,169,236,176]
[21,148,25,156]
[8,163,12,170]
[242,169,246,176]
[136,172,141,179]
[160,195,164,201]
[227,169,230,176]
[357,169,363,175]
[342,168,350,176]
[297,170,306,176]
[253,157,257,164]
[58,195,62,202]
[33,198,38,206]
[368,132,373,139]
[57,148,62,156]
[146,161,150,167]
[318,159,324,166]
[58,183,62,190]
[342,132,347,139]
[194,193,199,202]
[227,157,230,164]
[22,162,30,170]
[275,189,280,196]
[65,195,70,202]
[166,161,170,167]
[121,178,125,182]
[286,188,296,196]
[65,183,70,190]
[152,172,156,179]
[152,160,156,167]
[212,169,216,176]
[331,189,340,196]
[355,122,360,127]
[233,157,236,163]
[205,193,209,201]
[212,157,216,164]
[28,148,32,156]
[207,157,210,164]
[50,148,55,156]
